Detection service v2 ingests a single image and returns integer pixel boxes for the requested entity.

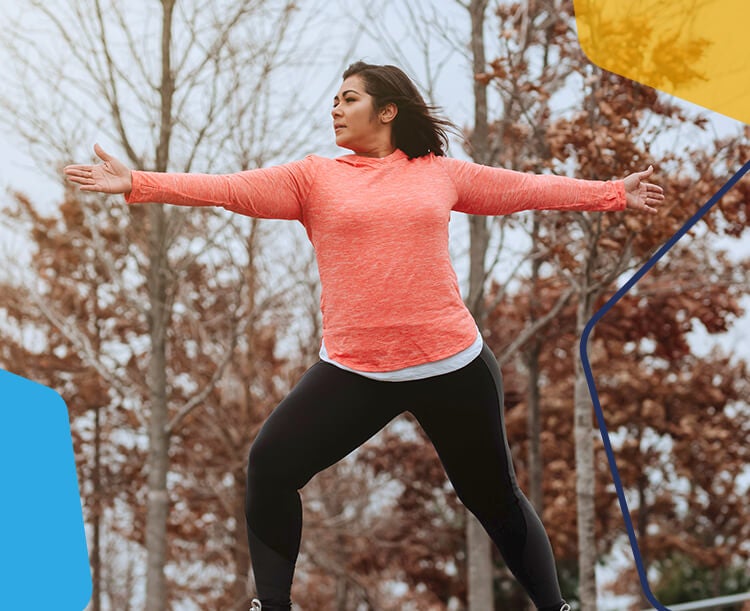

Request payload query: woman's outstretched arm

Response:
[443,157,664,217]
[64,144,314,221]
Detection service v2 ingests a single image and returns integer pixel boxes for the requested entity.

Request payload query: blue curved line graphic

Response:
[580,160,750,611]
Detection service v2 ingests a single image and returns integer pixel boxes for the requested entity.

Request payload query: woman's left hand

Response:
[623,165,664,214]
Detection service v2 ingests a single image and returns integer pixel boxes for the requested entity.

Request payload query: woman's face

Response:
[332,75,392,154]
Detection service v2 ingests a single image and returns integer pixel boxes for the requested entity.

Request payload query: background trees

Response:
[1,1,748,609]
[463,2,749,608]
[1,1,330,609]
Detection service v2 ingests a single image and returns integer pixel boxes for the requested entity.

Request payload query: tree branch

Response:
[496,285,575,366]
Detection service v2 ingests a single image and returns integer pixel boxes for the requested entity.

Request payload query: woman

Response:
[65,61,664,611]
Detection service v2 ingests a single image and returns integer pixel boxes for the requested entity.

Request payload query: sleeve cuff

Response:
[614,180,627,210]
[123,171,143,204]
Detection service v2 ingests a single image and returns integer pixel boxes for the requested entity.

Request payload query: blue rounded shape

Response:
[0,369,92,610]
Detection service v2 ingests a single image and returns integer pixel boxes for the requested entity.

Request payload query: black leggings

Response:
[245,343,565,609]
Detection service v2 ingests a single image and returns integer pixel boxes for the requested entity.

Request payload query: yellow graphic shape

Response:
[574,0,750,124]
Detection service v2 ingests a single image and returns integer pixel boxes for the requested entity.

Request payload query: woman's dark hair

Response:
[342,61,457,158]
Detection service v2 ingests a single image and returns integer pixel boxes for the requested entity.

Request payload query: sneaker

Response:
[539,602,571,611]
[250,598,293,610]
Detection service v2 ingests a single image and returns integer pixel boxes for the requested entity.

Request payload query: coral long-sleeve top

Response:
[125,148,625,371]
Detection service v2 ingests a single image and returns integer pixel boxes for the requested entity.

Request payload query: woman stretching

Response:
[65,61,664,610]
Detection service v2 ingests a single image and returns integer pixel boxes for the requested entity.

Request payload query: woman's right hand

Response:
[64,144,133,194]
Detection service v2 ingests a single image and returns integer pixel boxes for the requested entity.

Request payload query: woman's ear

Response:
[380,103,398,124]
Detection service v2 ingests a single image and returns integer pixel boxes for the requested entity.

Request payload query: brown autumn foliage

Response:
[484,240,749,605]
[475,0,749,606]
[0,188,313,610]
[1,3,747,609]
[595,244,750,606]
[0,191,150,606]
[483,118,748,608]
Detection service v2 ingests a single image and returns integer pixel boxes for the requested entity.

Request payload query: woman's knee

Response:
[248,437,282,482]
[246,433,312,493]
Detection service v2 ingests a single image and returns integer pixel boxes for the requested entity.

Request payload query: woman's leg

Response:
[408,344,566,610]
[245,361,402,608]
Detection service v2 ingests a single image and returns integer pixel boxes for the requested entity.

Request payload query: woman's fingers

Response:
[623,165,665,215]
[93,143,111,162]
[63,163,109,191]
[64,145,115,179]
[639,165,654,179]
[644,184,665,202]
[63,146,132,194]
[67,177,98,189]
[64,172,92,186]
[64,165,98,188]
[63,165,95,185]
[644,181,664,194]
[65,167,93,178]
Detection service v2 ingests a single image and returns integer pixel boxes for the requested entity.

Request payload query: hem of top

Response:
[319,328,483,381]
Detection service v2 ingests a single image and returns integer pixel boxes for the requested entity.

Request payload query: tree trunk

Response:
[466,514,494,610]
[91,405,102,611]
[465,0,494,609]
[574,296,597,611]
[335,575,348,611]
[145,2,176,609]
[636,471,649,610]
[145,203,172,611]
[526,341,543,514]
[526,214,544,515]
[232,469,252,610]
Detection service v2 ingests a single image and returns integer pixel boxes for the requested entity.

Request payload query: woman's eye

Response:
[333,97,356,108]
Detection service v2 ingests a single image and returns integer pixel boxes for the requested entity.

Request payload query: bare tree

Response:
[0,1,340,609]
[461,2,499,608]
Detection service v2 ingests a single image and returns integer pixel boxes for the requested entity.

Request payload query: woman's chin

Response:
[335,136,352,150]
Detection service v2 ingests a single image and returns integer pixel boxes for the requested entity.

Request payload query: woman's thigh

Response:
[407,344,521,517]
[248,361,405,490]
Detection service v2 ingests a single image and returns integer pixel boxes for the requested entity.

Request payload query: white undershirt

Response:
[319,326,484,381]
